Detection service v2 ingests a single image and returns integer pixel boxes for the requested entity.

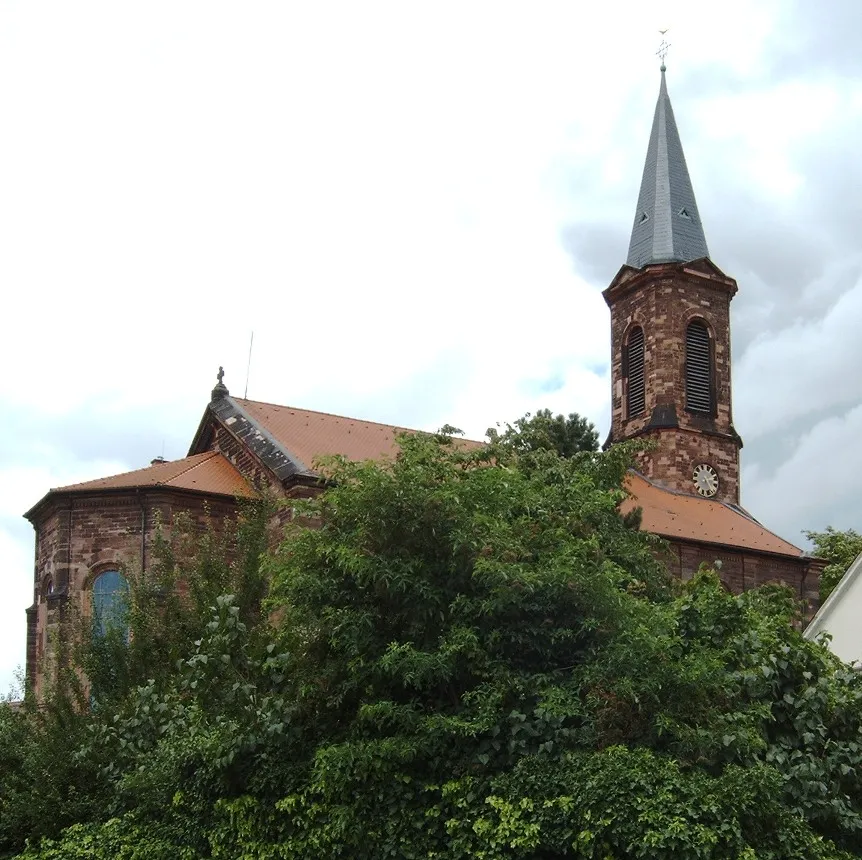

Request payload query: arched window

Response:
[625,325,645,417]
[685,320,713,413]
[92,570,129,638]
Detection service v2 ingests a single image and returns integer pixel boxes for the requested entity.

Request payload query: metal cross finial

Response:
[217,366,225,385]
[657,29,670,69]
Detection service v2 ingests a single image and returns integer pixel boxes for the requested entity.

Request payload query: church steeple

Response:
[604,61,742,506]
[626,66,709,269]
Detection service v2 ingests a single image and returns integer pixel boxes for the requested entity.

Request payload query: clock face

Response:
[693,463,719,498]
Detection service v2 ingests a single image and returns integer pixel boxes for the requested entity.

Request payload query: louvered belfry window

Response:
[626,326,646,417]
[685,320,713,413]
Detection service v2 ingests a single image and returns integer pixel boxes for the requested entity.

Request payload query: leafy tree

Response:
[805,526,862,602]
[77,498,272,710]
[0,691,102,857]
[6,428,862,858]
[0,499,273,854]
[489,408,599,458]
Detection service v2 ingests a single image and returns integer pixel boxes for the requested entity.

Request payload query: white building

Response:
[804,554,862,665]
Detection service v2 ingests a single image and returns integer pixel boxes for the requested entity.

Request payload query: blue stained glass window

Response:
[92,570,129,638]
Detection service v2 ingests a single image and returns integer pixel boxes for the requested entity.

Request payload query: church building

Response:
[22,65,822,698]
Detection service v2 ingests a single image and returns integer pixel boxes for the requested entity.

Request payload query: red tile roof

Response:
[236,398,482,470]
[622,472,804,558]
[234,401,801,557]
[39,394,804,561]
[52,451,253,498]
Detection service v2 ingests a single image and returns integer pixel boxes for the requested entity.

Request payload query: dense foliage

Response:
[3,425,862,858]
[488,409,599,458]
[805,526,862,602]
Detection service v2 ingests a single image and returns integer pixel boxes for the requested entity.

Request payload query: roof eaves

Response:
[23,492,61,524]
[652,531,805,562]
[23,480,248,526]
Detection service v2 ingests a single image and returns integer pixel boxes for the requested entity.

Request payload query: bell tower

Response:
[604,64,742,505]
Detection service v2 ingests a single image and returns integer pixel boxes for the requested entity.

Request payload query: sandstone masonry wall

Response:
[606,263,742,504]
[665,538,821,622]
[28,490,239,698]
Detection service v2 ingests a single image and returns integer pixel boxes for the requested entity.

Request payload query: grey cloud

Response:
[744,403,862,540]
[734,274,862,440]
[739,400,857,485]
[560,222,626,284]
[795,137,862,253]
[770,1,862,79]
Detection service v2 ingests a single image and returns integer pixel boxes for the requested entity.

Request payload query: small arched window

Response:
[685,320,713,413]
[625,325,646,417]
[92,570,129,638]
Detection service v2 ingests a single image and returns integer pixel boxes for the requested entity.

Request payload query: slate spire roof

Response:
[626,65,710,269]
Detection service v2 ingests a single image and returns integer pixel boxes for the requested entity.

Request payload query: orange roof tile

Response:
[53,451,253,498]
[236,398,482,470]
[622,472,803,558]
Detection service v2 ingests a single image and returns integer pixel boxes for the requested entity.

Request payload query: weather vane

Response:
[657,29,670,68]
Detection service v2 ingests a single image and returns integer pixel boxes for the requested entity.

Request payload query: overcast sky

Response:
[2,1,861,693]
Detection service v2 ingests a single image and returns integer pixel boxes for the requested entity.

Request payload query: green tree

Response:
[0,499,273,855]
[489,408,599,458]
[7,428,862,858]
[805,526,862,602]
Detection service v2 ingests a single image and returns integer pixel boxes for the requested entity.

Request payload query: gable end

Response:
[189,396,310,486]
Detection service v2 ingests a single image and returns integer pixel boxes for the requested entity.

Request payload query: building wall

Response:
[606,263,741,504]
[633,429,741,506]
[666,538,821,621]
[804,554,862,664]
[27,490,239,698]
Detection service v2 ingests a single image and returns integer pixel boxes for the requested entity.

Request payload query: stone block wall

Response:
[666,539,821,621]
[605,262,741,504]
[27,489,239,698]
[634,428,741,505]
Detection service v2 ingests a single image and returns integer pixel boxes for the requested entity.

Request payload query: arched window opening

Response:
[685,320,713,413]
[626,326,646,417]
[92,570,129,639]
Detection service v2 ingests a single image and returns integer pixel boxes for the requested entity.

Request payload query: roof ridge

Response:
[214,396,308,480]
